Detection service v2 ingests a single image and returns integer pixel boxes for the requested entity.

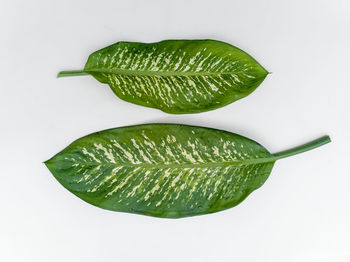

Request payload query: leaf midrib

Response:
[85,68,263,77]
[73,157,276,169]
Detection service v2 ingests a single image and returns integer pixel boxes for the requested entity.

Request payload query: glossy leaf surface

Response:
[59,40,268,114]
[45,124,330,218]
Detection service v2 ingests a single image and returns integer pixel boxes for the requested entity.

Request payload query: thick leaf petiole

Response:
[57,70,88,78]
[272,135,331,160]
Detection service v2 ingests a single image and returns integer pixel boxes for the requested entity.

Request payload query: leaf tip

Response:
[43,160,49,167]
[43,158,53,168]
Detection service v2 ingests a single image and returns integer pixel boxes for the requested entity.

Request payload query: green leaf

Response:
[58,40,268,114]
[45,124,330,218]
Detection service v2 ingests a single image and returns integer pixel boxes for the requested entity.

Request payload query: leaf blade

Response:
[81,40,268,113]
[45,124,276,218]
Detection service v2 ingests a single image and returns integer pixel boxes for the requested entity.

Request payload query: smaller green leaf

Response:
[58,40,268,114]
[45,124,330,218]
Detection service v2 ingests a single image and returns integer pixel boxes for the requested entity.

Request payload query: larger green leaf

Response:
[45,124,330,218]
[58,40,268,114]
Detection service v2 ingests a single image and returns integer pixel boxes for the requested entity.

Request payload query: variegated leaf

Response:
[58,40,268,114]
[45,124,330,218]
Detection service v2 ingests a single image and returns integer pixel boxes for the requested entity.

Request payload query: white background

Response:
[1,0,349,261]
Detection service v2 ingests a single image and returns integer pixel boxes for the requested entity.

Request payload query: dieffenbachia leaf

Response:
[58,40,268,114]
[45,124,330,218]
